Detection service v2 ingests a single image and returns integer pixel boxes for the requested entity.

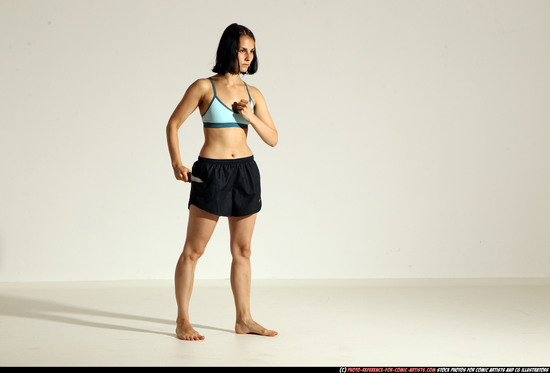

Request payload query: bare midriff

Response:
[199,127,253,159]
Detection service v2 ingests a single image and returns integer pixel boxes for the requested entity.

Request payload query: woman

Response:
[166,23,278,341]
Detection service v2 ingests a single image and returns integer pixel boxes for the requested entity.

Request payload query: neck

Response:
[217,72,244,85]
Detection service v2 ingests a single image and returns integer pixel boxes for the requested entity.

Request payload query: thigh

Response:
[228,213,257,254]
[232,159,262,217]
[185,204,220,249]
[188,158,232,216]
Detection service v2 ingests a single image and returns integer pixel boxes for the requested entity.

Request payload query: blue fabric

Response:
[201,78,254,128]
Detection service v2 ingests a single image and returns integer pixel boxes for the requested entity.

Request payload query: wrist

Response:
[248,113,260,127]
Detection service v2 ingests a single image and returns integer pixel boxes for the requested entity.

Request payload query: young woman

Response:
[166,24,278,341]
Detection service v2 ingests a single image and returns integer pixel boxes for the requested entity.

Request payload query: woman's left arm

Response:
[235,87,278,147]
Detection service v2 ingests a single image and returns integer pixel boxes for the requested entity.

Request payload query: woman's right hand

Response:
[173,163,191,182]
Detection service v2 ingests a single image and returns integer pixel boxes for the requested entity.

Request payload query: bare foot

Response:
[235,319,278,337]
[176,319,205,341]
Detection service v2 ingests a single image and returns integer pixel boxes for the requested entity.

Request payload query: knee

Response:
[231,241,251,260]
[182,240,207,262]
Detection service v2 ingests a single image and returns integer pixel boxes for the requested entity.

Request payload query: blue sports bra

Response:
[201,77,254,129]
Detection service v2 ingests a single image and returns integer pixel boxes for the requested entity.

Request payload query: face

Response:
[236,35,255,73]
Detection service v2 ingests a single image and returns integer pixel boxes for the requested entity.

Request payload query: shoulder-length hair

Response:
[212,23,258,75]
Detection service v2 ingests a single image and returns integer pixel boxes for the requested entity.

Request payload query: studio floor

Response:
[1,278,549,367]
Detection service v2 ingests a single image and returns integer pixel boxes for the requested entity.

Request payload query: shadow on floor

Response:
[0,294,234,337]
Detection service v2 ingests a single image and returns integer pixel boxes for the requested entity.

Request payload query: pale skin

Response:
[166,35,278,341]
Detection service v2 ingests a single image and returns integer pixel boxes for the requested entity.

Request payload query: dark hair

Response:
[212,23,258,75]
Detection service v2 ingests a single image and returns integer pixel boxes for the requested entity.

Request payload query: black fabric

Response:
[188,155,262,217]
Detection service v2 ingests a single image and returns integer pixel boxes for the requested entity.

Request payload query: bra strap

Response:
[244,81,252,102]
[208,77,217,97]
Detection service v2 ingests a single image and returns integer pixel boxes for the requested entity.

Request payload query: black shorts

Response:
[188,155,262,217]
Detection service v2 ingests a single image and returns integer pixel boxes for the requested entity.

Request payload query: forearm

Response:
[248,114,278,147]
[166,121,183,166]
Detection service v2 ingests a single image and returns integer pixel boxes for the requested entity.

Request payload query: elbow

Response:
[166,119,180,133]
[270,134,278,147]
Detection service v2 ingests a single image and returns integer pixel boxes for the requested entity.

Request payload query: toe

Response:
[262,329,277,336]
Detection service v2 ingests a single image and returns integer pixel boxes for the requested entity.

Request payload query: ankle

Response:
[236,313,253,324]
[177,317,191,325]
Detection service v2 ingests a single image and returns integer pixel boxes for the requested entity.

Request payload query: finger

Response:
[235,102,248,112]
[177,171,187,182]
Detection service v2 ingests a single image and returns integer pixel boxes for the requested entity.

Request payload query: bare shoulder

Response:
[188,78,211,94]
[182,78,213,105]
[246,84,266,104]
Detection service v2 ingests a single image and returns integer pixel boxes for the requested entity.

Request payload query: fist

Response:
[232,99,253,121]
[173,164,191,182]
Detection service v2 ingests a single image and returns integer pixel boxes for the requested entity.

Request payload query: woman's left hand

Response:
[233,99,254,123]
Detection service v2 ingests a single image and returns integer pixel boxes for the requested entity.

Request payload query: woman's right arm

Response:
[166,79,205,182]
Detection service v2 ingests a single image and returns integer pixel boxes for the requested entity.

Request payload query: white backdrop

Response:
[1,0,549,281]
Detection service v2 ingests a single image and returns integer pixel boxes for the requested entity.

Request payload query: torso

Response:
[198,76,254,159]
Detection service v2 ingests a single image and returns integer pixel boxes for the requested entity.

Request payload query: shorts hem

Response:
[188,202,261,217]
